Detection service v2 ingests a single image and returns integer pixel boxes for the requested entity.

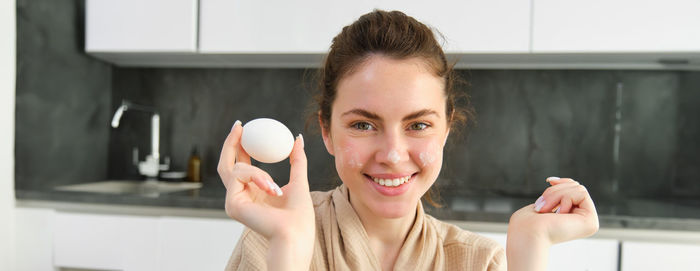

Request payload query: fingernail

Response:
[297,133,304,148]
[267,180,276,192]
[274,186,283,196]
[269,180,283,196]
[546,176,560,182]
[534,196,546,212]
[535,196,545,206]
[231,120,241,132]
[555,206,561,214]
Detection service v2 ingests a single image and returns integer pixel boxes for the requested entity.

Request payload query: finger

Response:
[544,181,579,194]
[578,193,597,214]
[288,134,309,190]
[539,184,588,214]
[558,196,573,213]
[236,143,252,165]
[560,187,600,239]
[228,163,281,197]
[534,182,579,213]
[556,183,589,214]
[224,191,276,237]
[570,184,597,214]
[234,120,251,164]
[576,196,600,235]
[546,177,578,186]
[218,120,243,181]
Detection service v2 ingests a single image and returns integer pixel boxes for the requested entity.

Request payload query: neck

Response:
[348,192,417,252]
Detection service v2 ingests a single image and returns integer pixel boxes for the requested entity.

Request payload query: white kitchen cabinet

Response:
[15,204,700,271]
[476,232,618,271]
[547,238,618,271]
[621,240,700,271]
[198,0,531,54]
[14,208,57,271]
[50,211,243,271]
[158,216,244,271]
[88,0,700,69]
[532,0,700,53]
[86,0,198,52]
[53,212,159,271]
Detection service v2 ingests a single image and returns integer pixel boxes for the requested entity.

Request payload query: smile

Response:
[369,175,411,187]
[364,173,416,196]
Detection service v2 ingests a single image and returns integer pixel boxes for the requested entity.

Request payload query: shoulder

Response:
[425,215,506,270]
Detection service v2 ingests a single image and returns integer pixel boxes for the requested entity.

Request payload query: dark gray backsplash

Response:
[454,70,700,198]
[15,0,700,200]
[110,68,700,199]
[675,73,700,195]
[15,0,112,190]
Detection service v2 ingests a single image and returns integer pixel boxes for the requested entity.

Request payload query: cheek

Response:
[416,141,442,168]
[335,142,365,169]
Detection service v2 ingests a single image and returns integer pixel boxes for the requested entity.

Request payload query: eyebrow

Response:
[341,109,380,120]
[402,109,439,121]
[340,108,439,121]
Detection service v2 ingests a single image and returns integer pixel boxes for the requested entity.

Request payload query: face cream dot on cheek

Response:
[419,142,440,167]
[342,147,363,168]
[348,158,363,168]
[419,152,436,167]
[387,150,400,164]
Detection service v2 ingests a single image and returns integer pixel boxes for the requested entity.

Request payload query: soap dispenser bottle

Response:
[187,146,201,182]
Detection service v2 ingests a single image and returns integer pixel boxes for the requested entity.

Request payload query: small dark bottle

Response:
[187,147,201,182]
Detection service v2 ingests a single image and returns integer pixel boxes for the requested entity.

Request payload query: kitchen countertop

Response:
[15,183,700,233]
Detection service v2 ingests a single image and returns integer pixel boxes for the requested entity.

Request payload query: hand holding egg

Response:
[217,118,315,247]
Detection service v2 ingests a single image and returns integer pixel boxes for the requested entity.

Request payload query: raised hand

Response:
[506,177,599,271]
[217,120,315,270]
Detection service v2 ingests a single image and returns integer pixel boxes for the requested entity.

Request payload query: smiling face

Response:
[321,55,450,219]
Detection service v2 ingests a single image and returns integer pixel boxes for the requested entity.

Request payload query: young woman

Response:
[218,10,599,271]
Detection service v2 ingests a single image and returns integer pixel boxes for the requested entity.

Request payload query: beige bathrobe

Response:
[226,185,505,270]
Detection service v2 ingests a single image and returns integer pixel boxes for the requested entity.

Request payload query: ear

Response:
[319,112,335,156]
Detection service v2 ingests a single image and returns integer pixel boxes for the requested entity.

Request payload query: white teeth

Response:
[371,176,411,187]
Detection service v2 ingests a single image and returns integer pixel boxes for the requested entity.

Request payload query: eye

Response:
[351,121,374,131]
[409,122,429,131]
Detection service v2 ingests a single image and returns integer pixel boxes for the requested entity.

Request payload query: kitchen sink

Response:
[54,180,202,197]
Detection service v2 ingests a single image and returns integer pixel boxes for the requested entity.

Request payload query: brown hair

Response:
[313,10,474,207]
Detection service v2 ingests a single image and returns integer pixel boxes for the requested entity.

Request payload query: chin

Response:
[369,199,416,219]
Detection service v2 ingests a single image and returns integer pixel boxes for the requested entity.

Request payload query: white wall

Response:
[0,0,16,270]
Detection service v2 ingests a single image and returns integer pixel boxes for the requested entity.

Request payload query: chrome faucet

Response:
[111,100,169,179]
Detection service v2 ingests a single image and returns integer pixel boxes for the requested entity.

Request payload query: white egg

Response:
[241,118,295,163]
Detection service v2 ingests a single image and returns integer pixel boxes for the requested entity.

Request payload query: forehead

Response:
[334,56,446,116]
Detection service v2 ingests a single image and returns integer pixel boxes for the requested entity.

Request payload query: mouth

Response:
[364,173,416,187]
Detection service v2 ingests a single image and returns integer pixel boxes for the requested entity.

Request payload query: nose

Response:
[374,129,409,165]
